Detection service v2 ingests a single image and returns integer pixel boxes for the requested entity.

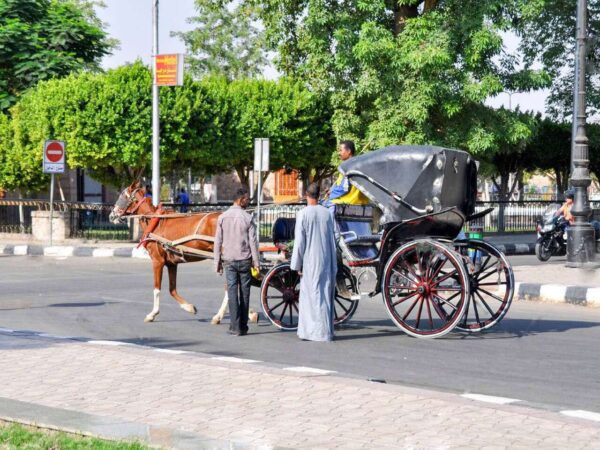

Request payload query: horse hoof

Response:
[181,303,197,315]
[249,312,259,323]
[144,312,158,323]
[211,316,221,325]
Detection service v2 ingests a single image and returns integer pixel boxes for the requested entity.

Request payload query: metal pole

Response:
[567,0,596,267]
[571,51,579,177]
[49,173,54,247]
[151,0,160,207]
[257,141,262,244]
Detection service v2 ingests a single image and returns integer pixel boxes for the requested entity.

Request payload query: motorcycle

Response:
[535,204,568,261]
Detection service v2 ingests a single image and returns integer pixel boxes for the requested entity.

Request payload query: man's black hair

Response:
[565,190,575,200]
[340,140,356,155]
[145,184,152,191]
[306,182,321,200]
[234,187,249,201]
[180,187,186,192]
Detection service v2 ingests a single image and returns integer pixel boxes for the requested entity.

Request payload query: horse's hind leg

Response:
[211,289,228,325]
[211,287,258,325]
[167,264,197,315]
[145,261,163,323]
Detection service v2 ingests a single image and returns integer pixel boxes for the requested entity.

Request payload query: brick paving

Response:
[1,333,599,449]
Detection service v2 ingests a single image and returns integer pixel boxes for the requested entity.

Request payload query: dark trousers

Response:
[224,258,252,333]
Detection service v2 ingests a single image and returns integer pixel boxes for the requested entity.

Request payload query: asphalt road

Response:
[1,255,599,414]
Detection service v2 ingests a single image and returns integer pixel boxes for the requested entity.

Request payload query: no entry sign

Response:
[43,140,65,173]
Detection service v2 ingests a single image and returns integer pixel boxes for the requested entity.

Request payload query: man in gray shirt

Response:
[214,188,259,336]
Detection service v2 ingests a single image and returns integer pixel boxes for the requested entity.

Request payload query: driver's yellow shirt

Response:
[330,173,369,205]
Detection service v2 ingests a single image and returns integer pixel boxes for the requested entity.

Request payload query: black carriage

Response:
[260,145,514,338]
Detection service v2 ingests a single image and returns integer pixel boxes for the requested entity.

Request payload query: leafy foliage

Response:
[0,63,334,192]
[0,0,114,111]
[249,0,549,158]
[172,0,267,79]
[516,0,600,120]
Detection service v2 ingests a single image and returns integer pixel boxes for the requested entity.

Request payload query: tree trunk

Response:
[393,3,419,35]
[424,0,438,12]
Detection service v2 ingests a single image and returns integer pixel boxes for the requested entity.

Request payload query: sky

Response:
[95,0,548,114]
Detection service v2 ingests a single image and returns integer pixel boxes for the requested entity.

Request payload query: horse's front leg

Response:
[145,261,163,323]
[167,264,197,315]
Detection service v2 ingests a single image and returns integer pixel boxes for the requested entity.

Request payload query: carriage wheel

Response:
[454,240,514,332]
[381,240,469,338]
[261,263,359,330]
[261,263,300,330]
[333,266,359,326]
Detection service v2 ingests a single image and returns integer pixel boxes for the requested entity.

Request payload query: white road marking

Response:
[154,348,190,355]
[461,393,520,405]
[560,410,600,422]
[0,328,14,333]
[212,356,260,364]
[283,366,336,375]
[87,340,129,346]
[43,246,74,257]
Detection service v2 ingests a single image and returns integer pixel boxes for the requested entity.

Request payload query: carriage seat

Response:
[272,217,296,252]
[334,205,380,261]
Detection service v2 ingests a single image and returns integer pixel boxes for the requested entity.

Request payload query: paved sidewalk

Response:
[1,330,599,449]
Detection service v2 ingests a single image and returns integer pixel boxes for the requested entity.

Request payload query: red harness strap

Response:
[138,202,164,249]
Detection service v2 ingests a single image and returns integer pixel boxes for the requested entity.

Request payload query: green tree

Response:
[172,0,267,79]
[0,64,335,193]
[249,0,549,154]
[527,118,571,195]
[516,0,600,120]
[0,0,114,111]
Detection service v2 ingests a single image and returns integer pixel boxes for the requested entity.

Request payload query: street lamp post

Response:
[151,0,160,207]
[567,0,596,267]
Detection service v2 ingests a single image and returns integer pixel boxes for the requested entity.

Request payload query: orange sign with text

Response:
[155,54,184,86]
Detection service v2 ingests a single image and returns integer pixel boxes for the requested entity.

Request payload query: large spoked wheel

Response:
[454,240,514,332]
[261,263,360,330]
[261,263,300,330]
[381,239,469,339]
[334,266,359,326]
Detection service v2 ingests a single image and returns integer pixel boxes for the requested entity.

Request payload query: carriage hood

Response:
[338,145,477,225]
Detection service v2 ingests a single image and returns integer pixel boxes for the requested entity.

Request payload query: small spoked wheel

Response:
[261,263,360,330]
[261,263,300,330]
[333,266,359,326]
[382,239,469,338]
[454,240,514,332]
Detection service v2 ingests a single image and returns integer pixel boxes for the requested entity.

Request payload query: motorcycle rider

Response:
[556,190,574,226]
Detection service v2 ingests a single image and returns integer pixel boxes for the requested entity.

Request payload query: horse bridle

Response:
[112,187,145,219]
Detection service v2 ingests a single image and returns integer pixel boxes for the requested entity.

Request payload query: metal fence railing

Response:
[3,199,599,242]
[0,200,129,240]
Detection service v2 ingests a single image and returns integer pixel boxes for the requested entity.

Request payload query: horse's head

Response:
[109,180,147,224]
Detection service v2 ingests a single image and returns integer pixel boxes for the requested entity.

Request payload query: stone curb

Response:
[515,282,600,307]
[0,244,150,260]
[0,397,272,450]
[494,243,536,255]
[1,242,536,258]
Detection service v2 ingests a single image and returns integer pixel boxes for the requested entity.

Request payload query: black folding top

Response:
[339,145,477,225]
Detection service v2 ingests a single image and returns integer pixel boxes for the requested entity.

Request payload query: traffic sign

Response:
[254,138,270,172]
[43,140,65,173]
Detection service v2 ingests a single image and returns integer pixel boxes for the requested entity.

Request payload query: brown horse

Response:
[109,180,220,322]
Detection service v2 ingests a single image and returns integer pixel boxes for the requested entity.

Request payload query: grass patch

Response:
[0,421,153,449]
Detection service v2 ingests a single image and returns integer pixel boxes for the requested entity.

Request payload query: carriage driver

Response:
[327,140,369,206]
[324,141,369,238]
